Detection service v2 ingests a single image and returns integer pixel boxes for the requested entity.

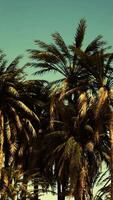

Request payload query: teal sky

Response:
[0,0,113,79]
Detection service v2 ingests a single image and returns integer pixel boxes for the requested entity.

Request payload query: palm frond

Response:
[78,92,87,118]
[24,119,37,138]
[46,131,65,139]
[4,118,11,141]
[95,87,108,119]
[52,32,70,57]
[10,107,22,131]
[6,86,19,98]
[11,100,40,122]
[85,35,106,53]
[75,18,86,48]
[6,56,23,72]
[35,40,67,65]
[33,63,65,76]
[32,51,60,64]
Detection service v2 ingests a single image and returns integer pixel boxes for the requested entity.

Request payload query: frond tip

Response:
[75,18,86,48]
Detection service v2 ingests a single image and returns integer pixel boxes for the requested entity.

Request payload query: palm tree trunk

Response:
[73,165,87,200]
[57,180,61,200]
[61,184,65,200]
[78,166,86,200]
[33,176,39,200]
[57,180,65,200]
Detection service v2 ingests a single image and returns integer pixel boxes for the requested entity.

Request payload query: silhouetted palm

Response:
[28,19,107,104]
[0,51,41,200]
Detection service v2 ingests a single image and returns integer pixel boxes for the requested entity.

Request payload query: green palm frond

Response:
[32,51,60,64]
[0,60,7,73]
[35,68,56,76]
[33,63,65,76]
[52,32,70,57]
[6,56,23,72]
[85,35,106,53]
[35,40,67,65]
[35,40,50,49]
[27,49,41,57]
[75,18,86,48]
[94,170,110,200]
[105,53,113,76]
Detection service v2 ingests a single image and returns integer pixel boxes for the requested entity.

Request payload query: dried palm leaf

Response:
[78,92,87,118]
[24,119,37,138]
[12,100,40,122]
[95,87,108,119]
[10,107,22,131]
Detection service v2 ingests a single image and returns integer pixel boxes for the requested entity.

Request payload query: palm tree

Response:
[27,19,107,105]
[76,49,113,199]
[27,19,113,199]
[44,94,110,200]
[27,19,110,200]
[0,51,42,199]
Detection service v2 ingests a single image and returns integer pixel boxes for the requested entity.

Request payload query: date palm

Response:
[45,90,110,200]
[78,50,113,199]
[18,79,50,200]
[27,19,107,104]
[27,19,113,199]
[0,51,41,200]
[41,54,113,200]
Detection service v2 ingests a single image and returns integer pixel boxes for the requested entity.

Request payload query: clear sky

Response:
[1,0,113,64]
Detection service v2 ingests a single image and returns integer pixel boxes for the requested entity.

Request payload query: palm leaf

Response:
[75,18,86,48]
[11,100,40,122]
[32,51,60,64]
[52,32,70,57]
[24,119,37,138]
[6,86,19,98]
[35,40,67,65]
[4,118,11,141]
[78,92,87,118]
[6,56,22,72]
[85,35,106,53]
[95,87,108,119]
[33,63,65,76]
[10,107,22,131]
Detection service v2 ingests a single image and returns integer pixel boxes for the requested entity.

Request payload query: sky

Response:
[0,0,113,80]
[0,0,112,198]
